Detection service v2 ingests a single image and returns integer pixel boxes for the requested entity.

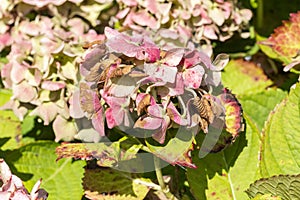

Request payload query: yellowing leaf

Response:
[261,11,300,64]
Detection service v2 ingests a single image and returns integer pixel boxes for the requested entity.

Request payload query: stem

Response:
[153,156,166,191]
[153,156,178,199]
[256,0,264,30]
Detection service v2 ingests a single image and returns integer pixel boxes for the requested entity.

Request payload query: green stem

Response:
[153,156,166,191]
[153,157,178,199]
[256,0,264,30]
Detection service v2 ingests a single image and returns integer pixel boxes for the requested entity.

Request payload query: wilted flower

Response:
[77,27,243,146]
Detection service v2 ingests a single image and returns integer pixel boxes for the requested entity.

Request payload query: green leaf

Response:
[145,127,196,168]
[187,88,287,200]
[222,59,273,95]
[246,174,300,199]
[239,88,287,131]
[83,168,152,200]
[5,141,86,200]
[0,89,22,150]
[261,83,300,176]
[187,114,260,200]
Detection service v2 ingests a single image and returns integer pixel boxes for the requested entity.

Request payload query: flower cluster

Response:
[0,159,48,200]
[0,0,105,141]
[77,27,243,144]
[112,0,253,55]
[0,0,245,143]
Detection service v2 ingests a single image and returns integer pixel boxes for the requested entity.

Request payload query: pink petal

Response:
[41,81,66,91]
[30,102,58,125]
[134,116,162,130]
[12,81,37,103]
[147,104,164,118]
[144,63,178,83]
[69,90,85,118]
[162,48,185,66]
[152,117,169,144]
[105,108,118,129]
[183,65,205,89]
[0,159,12,184]
[132,10,159,29]
[53,115,77,142]
[167,102,188,125]
[92,107,105,136]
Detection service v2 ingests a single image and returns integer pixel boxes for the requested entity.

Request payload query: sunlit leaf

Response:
[260,83,300,176]
[246,174,300,199]
[222,59,273,95]
[5,141,85,200]
[83,168,151,200]
[187,88,287,200]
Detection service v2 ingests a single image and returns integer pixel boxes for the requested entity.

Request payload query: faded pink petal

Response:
[183,65,205,89]
[10,62,27,84]
[134,116,162,130]
[1,63,13,88]
[164,73,185,96]
[147,104,164,118]
[152,117,169,144]
[0,33,12,51]
[121,0,137,6]
[41,81,66,91]
[116,7,130,19]
[162,48,185,66]
[105,27,160,62]
[143,63,178,83]
[30,102,59,125]
[209,7,225,26]
[203,25,218,40]
[69,90,85,118]
[12,81,37,103]
[132,10,159,29]
[167,102,188,125]
[22,0,66,7]
[92,106,105,136]
[53,115,77,142]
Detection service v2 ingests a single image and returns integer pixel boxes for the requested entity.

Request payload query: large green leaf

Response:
[187,88,286,200]
[246,174,300,199]
[5,141,86,200]
[239,89,287,130]
[0,89,22,150]
[222,59,273,95]
[261,83,300,176]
